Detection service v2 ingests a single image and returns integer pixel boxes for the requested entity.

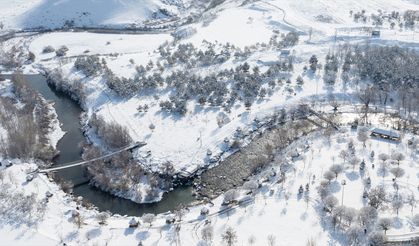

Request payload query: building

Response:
[280,49,291,57]
[371,30,381,38]
[370,128,400,141]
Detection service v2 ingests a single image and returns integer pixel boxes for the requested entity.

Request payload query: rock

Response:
[46,191,53,198]
[26,174,34,182]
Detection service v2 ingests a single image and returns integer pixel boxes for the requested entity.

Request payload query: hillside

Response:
[0,0,194,30]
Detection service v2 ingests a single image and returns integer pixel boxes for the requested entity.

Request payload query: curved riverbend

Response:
[1,73,196,216]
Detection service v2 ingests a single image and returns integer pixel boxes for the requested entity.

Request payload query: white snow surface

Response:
[1,0,419,245]
[0,0,189,29]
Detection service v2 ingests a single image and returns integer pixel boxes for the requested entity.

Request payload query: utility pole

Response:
[341,179,346,205]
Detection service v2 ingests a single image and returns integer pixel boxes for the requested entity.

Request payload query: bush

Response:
[89,114,132,149]
[74,56,102,77]
[55,46,69,57]
[413,214,419,227]
[42,45,55,53]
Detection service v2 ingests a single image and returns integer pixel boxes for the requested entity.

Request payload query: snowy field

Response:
[0,121,417,245]
[0,0,191,30]
[0,0,419,245]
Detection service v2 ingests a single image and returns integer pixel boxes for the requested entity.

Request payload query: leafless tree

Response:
[329,164,344,179]
[407,195,416,213]
[392,195,404,216]
[221,227,237,246]
[377,218,392,234]
[243,180,258,195]
[306,238,317,246]
[378,153,389,164]
[142,213,155,227]
[339,150,349,164]
[323,171,335,184]
[391,152,405,166]
[324,195,338,212]
[96,212,109,225]
[267,234,276,246]
[201,225,214,244]
[74,213,84,229]
[390,167,405,180]
[357,127,369,147]
[248,235,256,246]
[368,231,386,246]
[223,189,239,205]
[357,86,376,124]
[347,225,363,245]
[358,206,378,227]
[412,214,419,227]
[368,186,387,209]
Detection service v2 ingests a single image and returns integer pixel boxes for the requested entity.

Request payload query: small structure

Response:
[200,207,209,216]
[165,215,176,224]
[5,161,12,167]
[370,128,400,142]
[280,49,291,57]
[26,174,34,182]
[129,218,139,228]
[371,30,381,38]
[45,191,53,198]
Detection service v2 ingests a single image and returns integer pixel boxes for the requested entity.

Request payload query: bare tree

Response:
[174,205,187,222]
[407,195,416,213]
[221,227,237,246]
[368,231,386,246]
[347,225,363,245]
[243,180,258,195]
[358,206,378,227]
[223,189,239,205]
[142,213,155,227]
[74,213,84,229]
[201,225,214,244]
[377,218,392,234]
[378,153,389,164]
[391,152,405,166]
[357,86,376,124]
[413,214,419,227]
[349,156,360,170]
[96,212,109,225]
[368,186,387,209]
[339,150,349,164]
[390,167,405,180]
[324,195,338,212]
[248,235,256,246]
[392,195,404,216]
[267,234,276,246]
[306,238,317,246]
[329,164,344,179]
[357,127,369,147]
[323,171,335,184]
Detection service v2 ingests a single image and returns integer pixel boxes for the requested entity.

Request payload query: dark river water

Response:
[1,73,195,216]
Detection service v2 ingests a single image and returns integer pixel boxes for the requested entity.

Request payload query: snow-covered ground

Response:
[1,0,418,244]
[0,120,417,245]
[0,0,191,30]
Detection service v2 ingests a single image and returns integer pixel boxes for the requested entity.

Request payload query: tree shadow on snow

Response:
[124,227,135,236]
[136,230,150,241]
[329,181,342,194]
[345,171,359,181]
[87,228,101,239]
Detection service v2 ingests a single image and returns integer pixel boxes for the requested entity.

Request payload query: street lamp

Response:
[341,179,347,205]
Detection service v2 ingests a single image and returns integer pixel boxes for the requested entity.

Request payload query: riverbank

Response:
[2,72,199,216]
[196,116,319,198]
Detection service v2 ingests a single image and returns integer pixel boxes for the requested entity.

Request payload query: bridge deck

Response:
[36,142,146,173]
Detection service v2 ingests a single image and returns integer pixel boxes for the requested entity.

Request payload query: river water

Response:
[1,74,195,216]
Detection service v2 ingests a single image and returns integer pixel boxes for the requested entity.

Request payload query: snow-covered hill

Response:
[0,0,192,30]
